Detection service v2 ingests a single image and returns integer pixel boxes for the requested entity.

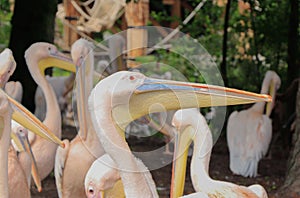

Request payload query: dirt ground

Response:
[31,123,287,198]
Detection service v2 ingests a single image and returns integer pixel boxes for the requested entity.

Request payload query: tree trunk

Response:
[220,0,231,87]
[8,0,57,112]
[287,0,299,85]
[276,80,300,197]
[286,0,299,122]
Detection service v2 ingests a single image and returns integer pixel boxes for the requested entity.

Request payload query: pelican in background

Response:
[0,48,23,103]
[24,42,74,181]
[5,81,23,103]
[227,70,281,177]
[0,90,63,197]
[171,108,268,198]
[88,71,271,197]
[9,123,42,197]
[34,73,75,120]
[0,48,16,88]
[55,38,104,198]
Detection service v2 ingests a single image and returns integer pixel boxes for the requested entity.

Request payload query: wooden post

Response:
[170,0,181,28]
[63,0,80,49]
[125,0,149,68]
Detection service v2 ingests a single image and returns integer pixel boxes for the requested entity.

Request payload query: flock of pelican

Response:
[0,38,276,198]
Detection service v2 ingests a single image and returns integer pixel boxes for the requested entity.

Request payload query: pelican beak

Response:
[266,80,275,117]
[100,191,105,198]
[16,131,42,192]
[38,52,76,75]
[10,132,24,152]
[170,126,194,198]
[75,59,89,140]
[112,77,272,129]
[0,89,64,147]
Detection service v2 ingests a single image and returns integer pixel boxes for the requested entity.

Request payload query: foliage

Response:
[149,0,296,94]
[0,0,10,12]
[0,8,12,49]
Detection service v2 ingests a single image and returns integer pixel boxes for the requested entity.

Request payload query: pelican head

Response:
[263,71,281,116]
[25,42,75,76]
[85,155,121,198]
[90,71,272,131]
[0,48,16,88]
[11,123,42,192]
[71,38,93,67]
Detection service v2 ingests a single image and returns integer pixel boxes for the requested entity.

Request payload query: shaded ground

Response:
[31,124,287,197]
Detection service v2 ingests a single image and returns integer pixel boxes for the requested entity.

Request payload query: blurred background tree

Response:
[8,0,57,112]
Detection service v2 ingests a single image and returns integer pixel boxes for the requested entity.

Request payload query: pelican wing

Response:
[55,139,70,198]
[227,110,272,177]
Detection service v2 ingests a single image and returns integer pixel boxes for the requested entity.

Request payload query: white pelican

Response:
[0,91,63,197]
[9,123,42,197]
[84,154,163,198]
[171,108,268,198]
[24,42,74,181]
[88,71,271,197]
[84,154,124,198]
[4,81,23,103]
[0,48,23,102]
[0,48,16,88]
[55,39,104,197]
[34,73,75,120]
[227,70,281,177]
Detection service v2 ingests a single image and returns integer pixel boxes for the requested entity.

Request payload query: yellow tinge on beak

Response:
[23,136,42,192]
[0,89,64,147]
[266,79,275,117]
[10,132,24,152]
[38,57,76,75]
[112,78,272,130]
[12,128,42,192]
[171,125,195,198]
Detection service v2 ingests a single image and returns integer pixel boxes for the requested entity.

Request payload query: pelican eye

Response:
[88,186,94,194]
[48,47,51,51]
[129,76,135,81]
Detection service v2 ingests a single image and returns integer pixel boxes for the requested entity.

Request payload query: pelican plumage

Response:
[24,42,73,180]
[55,39,104,197]
[9,122,42,197]
[0,91,63,198]
[0,48,23,102]
[4,81,23,103]
[88,71,271,197]
[0,48,16,88]
[227,70,281,177]
[34,73,75,120]
[171,108,268,198]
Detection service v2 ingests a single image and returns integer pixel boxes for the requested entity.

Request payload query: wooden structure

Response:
[125,0,149,68]
[63,0,80,48]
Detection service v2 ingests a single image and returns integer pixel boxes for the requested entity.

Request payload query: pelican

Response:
[88,71,271,197]
[8,123,42,197]
[171,108,268,198]
[0,48,16,88]
[0,91,63,197]
[84,154,124,198]
[4,81,23,102]
[0,48,23,102]
[24,42,74,181]
[34,73,75,120]
[55,38,104,197]
[227,70,281,177]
